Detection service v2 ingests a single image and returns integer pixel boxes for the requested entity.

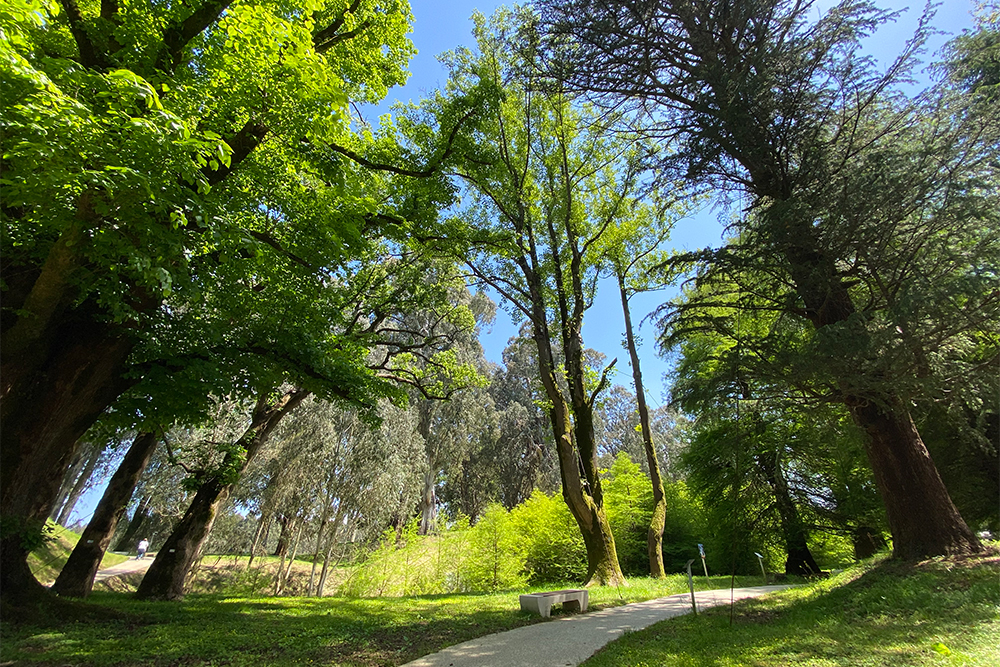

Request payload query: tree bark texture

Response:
[52,432,159,597]
[135,387,309,600]
[849,399,982,559]
[618,275,667,578]
[0,315,137,600]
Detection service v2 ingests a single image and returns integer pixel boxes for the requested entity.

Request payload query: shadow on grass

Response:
[0,589,548,667]
[582,553,1000,667]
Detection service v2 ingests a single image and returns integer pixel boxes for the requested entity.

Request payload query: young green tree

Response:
[540,0,998,559]
[440,7,654,585]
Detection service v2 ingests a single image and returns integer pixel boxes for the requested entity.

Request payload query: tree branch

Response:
[156,0,233,74]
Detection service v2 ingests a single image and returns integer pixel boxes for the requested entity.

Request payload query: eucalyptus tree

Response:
[440,7,673,585]
[539,0,999,558]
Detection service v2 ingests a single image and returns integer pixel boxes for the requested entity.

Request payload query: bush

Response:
[460,504,528,592]
[509,490,587,583]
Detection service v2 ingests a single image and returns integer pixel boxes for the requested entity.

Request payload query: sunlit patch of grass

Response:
[0,572,764,666]
[28,522,130,586]
[583,550,1000,667]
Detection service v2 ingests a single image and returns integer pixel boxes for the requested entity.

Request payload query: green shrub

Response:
[460,504,528,592]
[509,490,587,583]
[602,453,655,575]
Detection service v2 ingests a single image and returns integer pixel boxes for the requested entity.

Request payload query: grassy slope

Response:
[584,551,1000,667]
[0,575,759,667]
[28,523,130,586]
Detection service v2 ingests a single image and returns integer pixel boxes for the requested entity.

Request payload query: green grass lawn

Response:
[0,574,756,666]
[27,522,130,586]
[4,553,995,666]
[583,552,1000,667]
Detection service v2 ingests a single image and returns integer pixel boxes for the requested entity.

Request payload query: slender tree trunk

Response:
[618,275,667,578]
[49,450,88,522]
[55,442,103,527]
[316,505,346,597]
[759,447,821,575]
[247,511,270,572]
[114,495,152,552]
[418,466,437,536]
[135,387,310,600]
[52,432,159,597]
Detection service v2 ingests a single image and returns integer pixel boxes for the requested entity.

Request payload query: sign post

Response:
[685,559,698,615]
[754,552,768,584]
[698,543,710,585]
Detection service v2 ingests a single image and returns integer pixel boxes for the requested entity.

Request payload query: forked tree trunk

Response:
[849,399,981,559]
[618,275,667,578]
[527,299,625,587]
[135,387,310,600]
[52,432,159,597]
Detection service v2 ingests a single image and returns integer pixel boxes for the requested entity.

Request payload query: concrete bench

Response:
[519,589,589,617]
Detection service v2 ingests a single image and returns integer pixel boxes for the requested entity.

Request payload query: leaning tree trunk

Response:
[49,449,89,523]
[135,387,310,600]
[759,447,821,575]
[618,274,667,578]
[52,432,159,597]
[849,399,981,559]
[114,494,152,552]
[779,234,982,560]
[55,442,103,528]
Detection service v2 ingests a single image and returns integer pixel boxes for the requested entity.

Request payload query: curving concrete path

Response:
[402,585,793,667]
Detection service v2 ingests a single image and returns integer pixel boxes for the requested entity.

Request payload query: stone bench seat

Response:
[519,589,589,618]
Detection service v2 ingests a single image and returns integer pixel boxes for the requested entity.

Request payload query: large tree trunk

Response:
[55,442,104,528]
[0,314,137,603]
[849,399,981,559]
[135,387,309,600]
[618,275,667,578]
[52,432,159,597]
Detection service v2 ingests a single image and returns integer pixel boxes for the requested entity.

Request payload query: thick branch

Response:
[156,0,233,73]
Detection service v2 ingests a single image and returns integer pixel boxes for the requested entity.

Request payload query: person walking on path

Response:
[136,538,149,559]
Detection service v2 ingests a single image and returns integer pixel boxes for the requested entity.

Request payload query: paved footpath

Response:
[93,554,154,582]
[402,585,793,667]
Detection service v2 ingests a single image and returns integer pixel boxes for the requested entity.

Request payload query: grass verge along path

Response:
[0,575,758,666]
[583,552,999,667]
